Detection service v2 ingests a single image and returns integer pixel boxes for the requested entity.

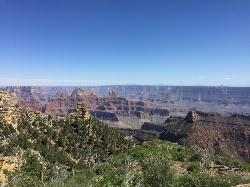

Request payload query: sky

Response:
[0,0,250,86]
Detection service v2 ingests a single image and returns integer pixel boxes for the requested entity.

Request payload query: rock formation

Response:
[0,91,20,128]
[2,88,169,127]
[108,90,117,98]
[116,110,250,161]
[161,112,250,161]
[185,111,200,123]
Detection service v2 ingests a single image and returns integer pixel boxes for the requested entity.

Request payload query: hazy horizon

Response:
[0,83,250,88]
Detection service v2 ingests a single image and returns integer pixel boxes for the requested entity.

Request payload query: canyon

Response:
[2,85,250,117]
[1,87,250,185]
[1,87,170,128]
[1,86,250,161]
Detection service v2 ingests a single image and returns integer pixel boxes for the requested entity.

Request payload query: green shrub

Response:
[21,151,42,179]
[187,162,201,173]
[8,174,41,187]
[175,173,231,187]
[141,153,174,187]
[92,141,175,187]
[214,155,250,172]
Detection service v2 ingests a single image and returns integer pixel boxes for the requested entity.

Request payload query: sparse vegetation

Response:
[7,139,250,187]
[1,115,250,187]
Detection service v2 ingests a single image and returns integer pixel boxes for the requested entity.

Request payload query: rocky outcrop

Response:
[0,91,20,128]
[108,90,117,98]
[185,111,200,123]
[161,112,250,161]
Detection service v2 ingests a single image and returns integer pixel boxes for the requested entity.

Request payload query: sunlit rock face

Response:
[0,91,20,128]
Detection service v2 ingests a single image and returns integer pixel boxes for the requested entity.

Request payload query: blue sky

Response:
[0,0,250,86]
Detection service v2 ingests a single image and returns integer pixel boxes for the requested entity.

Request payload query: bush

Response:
[21,151,42,179]
[141,153,174,187]
[214,155,250,172]
[92,141,175,187]
[175,173,231,187]
[8,174,41,187]
[187,162,201,173]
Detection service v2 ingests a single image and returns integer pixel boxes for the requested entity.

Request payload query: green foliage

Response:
[175,172,250,187]
[17,134,30,149]
[91,141,250,187]
[4,115,133,186]
[214,155,250,172]
[92,155,140,186]
[3,113,250,187]
[175,173,229,187]
[0,120,15,136]
[20,150,42,179]
[7,115,132,167]
[142,153,174,187]
[187,162,201,173]
[92,141,175,187]
[8,140,250,187]
[8,174,41,187]
[0,121,17,155]
[44,170,94,187]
